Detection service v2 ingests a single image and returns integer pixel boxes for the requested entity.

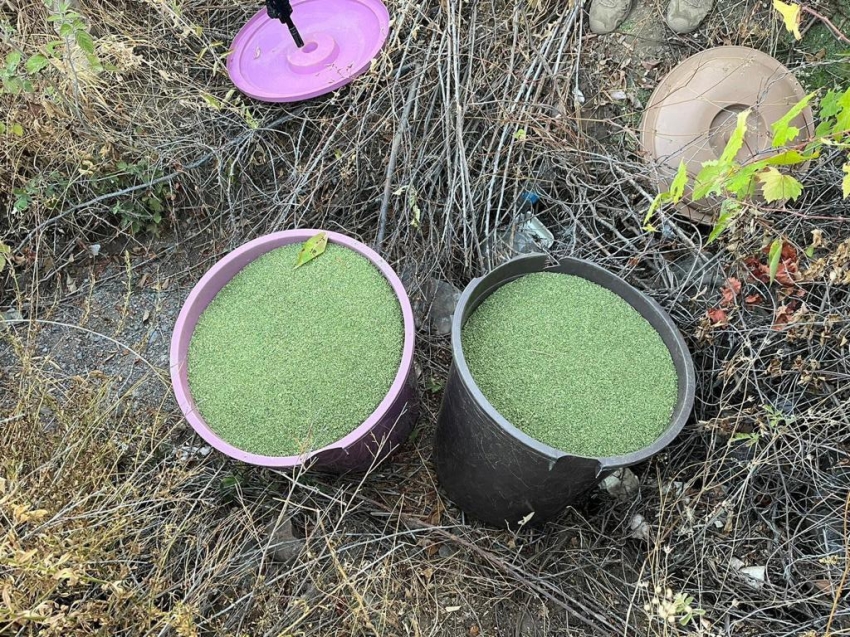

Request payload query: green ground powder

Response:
[188,243,403,456]
[462,272,678,457]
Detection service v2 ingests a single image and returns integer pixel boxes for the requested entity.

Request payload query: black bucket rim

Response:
[450,253,697,471]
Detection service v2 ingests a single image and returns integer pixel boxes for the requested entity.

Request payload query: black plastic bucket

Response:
[433,254,696,528]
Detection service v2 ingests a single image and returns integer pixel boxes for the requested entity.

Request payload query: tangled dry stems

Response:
[1,0,849,635]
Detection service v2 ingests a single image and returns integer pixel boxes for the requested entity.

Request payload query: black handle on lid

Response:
[265,0,305,47]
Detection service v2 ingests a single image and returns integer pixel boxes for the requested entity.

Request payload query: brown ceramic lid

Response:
[640,46,814,223]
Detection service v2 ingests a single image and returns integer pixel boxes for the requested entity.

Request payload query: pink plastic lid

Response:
[227,0,390,103]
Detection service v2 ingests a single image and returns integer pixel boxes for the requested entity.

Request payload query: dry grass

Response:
[2,0,850,635]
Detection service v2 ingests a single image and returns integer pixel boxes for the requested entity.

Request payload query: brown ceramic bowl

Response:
[640,46,814,224]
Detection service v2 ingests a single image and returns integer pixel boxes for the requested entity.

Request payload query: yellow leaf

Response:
[757,167,803,202]
[27,509,48,522]
[773,0,801,40]
[54,568,80,585]
[842,163,850,199]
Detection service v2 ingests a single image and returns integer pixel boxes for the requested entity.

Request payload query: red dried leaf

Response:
[781,242,798,262]
[720,277,742,307]
[707,308,728,326]
[774,261,798,287]
[745,293,764,305]
[745,257,770,284]
[771,305,794,330]
[745,256,799,288]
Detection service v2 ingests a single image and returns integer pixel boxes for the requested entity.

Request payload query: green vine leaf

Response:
[669,160,689,203]
[842,163,850,199]
[768,239,783,285]
[707,200,741,245]
[725,165,760,199]
[719,109,751,164]
[757,167,803,202]
[693,161,729,199]
[819,90,842,119]
[294,232,329,269]
[771,92,814,147]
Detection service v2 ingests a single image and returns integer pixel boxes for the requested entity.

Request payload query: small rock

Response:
[266,518,305,564]
[424,279,461,336]
[610,90,628,101]
[516,611,540,636]
[729,557,745,571]
[739,565,766,589]
[600,467,640,498]
[89,243,101,257]
[629,513,651,541]
[2,309,23,323]
[176,445,212,461]
[665,0,714,34]
[668,254,724,291]
[573,85,586,105]
[438,543,459,559]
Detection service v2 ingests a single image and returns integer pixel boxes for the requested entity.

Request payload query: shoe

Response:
[589,0,634,35]
[665,0,715,34]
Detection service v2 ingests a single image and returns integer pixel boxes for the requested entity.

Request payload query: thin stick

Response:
[824,489,850,637]
[376,65,423,254]
[19,110,305,249]
[355,492,620,633]
[801,6,850,45]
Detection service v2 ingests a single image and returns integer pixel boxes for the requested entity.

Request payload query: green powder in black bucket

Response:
[462,272,678,457]
[187,243,403,457]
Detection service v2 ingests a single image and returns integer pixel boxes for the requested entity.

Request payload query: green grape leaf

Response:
[693,161,729,199]
[768,239,782,285]
[643,194,665,229]
[771,92,813,147]
[757,167,803,202]
[756,149,816,167]
[294,232,329,269]
[726,165,760,198]
[815,119,833,137]
[707,200,741,245]
[819,90,842,119]
[719,109,751,164]
[843,163,850,199]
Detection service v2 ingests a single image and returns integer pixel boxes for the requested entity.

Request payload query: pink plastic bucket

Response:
[170,230,417,470]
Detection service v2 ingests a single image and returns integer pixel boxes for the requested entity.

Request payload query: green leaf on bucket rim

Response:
[294,231,329,269]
